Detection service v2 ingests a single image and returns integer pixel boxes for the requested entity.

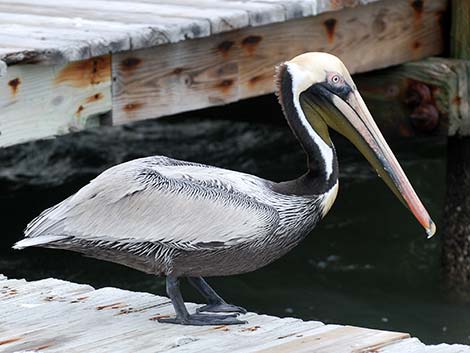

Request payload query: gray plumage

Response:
[16,156,329,277]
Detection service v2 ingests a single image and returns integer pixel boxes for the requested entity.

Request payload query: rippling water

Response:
[1,100,467,344]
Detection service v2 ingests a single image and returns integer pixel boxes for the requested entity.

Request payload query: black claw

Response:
[158,313,246,326]
[197,303,247,314]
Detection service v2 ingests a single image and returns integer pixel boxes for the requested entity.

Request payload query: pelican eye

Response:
[322,73,351,100]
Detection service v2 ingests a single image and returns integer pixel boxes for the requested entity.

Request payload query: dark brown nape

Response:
[271,64,338,197]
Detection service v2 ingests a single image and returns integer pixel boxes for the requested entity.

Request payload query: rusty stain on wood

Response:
[406,80,439,132]
[411,0,424,21]
[8,78,21,96]
[242,326,261,332]
[110,0,447,126]
[241,35,262,55]
[249,74,266,86]
[70,295,88,303]
[1,276,467,352]
[452,95,462,105]
[86,93,104,103]
[410,104,439,132]
[406,80,433,105]
[1,287,18,296]
[120,57,142,72]
[116,308,133,315]
[373,9,387,33]
[324,18,337,43]
[32,343,53,351]
[413,41,421,49]
[212,325,230,331]
[0,337,22,345]
[148,314,171,321]
[123,102,145,113]
[173,67,184,75]
[218,40,235,57]
[96,302,128,310]
[75,105,84,116]
[55,56,111,88]
[215,79,234,94]
[44,295,60,302]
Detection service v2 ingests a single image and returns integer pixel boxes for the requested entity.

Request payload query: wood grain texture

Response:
[1,275,469,353]
[450,0,470,59]
[112,0,447,124]
[0,56,111,147]
[0,0,380,65]
[0,59,6,77]
[354,58,470,137]
[254,326,409,353]
[441,0,470,301]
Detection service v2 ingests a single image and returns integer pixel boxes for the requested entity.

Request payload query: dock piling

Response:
[442,0,470,297]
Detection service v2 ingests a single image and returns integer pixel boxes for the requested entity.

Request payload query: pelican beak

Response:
[301,85,436,238]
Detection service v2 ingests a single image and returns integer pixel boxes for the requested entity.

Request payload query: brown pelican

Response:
[14,52,435,326]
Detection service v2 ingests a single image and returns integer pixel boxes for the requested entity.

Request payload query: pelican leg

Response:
[188,277,247,314]
[158,276,246,326]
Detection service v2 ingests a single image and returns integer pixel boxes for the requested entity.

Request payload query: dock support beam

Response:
[442,137,470,295]
[442,0,470,296]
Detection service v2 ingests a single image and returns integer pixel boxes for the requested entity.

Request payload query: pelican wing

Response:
[22,157,279,249]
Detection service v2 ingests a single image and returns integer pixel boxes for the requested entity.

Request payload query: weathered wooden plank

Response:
[29,0,251,34]
[0,0,250,41]
[0,24,140,60]
[0,2,212,62]
[0,277,321,353]
[1,276,468,353]
[99,2,252,33]
[166,318,328,353]
[257,0,380,17]
[441,0,470,301]
[0,56,111,147]
[253,326,409,353]
[354,58,470,138]
[114,0,288,25]
[450,0,470,59]
[112,0,447,124]
[380,338,470,353]
[0,0,382,65]
[0,59,6,77]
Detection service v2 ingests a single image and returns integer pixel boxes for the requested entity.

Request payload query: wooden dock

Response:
[1,275,469,353]
[0,0,448,147]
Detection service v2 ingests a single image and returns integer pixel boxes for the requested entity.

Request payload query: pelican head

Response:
[277,52,436,237]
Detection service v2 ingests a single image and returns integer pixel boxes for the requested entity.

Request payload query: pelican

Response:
[14,52,435,326]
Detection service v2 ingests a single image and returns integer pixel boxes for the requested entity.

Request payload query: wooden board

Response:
[0,56,111,147]
[1,276,469,353]
[354,58,470,138]
[111,0,447,124]
[0,0,381,66]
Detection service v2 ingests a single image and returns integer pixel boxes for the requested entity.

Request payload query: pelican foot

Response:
[158,313,247,326]
[197,303,247,314]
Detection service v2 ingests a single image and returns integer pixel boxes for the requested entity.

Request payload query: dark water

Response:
[1,100,468,345]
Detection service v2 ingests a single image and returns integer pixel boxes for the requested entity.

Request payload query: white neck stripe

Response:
[287,64,334,179]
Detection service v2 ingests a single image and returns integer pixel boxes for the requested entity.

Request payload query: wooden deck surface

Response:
[0,0,448,147]
[0,0,380,65]
[1,275,469,353]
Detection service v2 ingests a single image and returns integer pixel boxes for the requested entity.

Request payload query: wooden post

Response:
[442,0,470,297]
[353,58,469,139]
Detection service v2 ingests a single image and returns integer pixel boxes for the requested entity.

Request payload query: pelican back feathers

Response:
[16,156,326,276]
